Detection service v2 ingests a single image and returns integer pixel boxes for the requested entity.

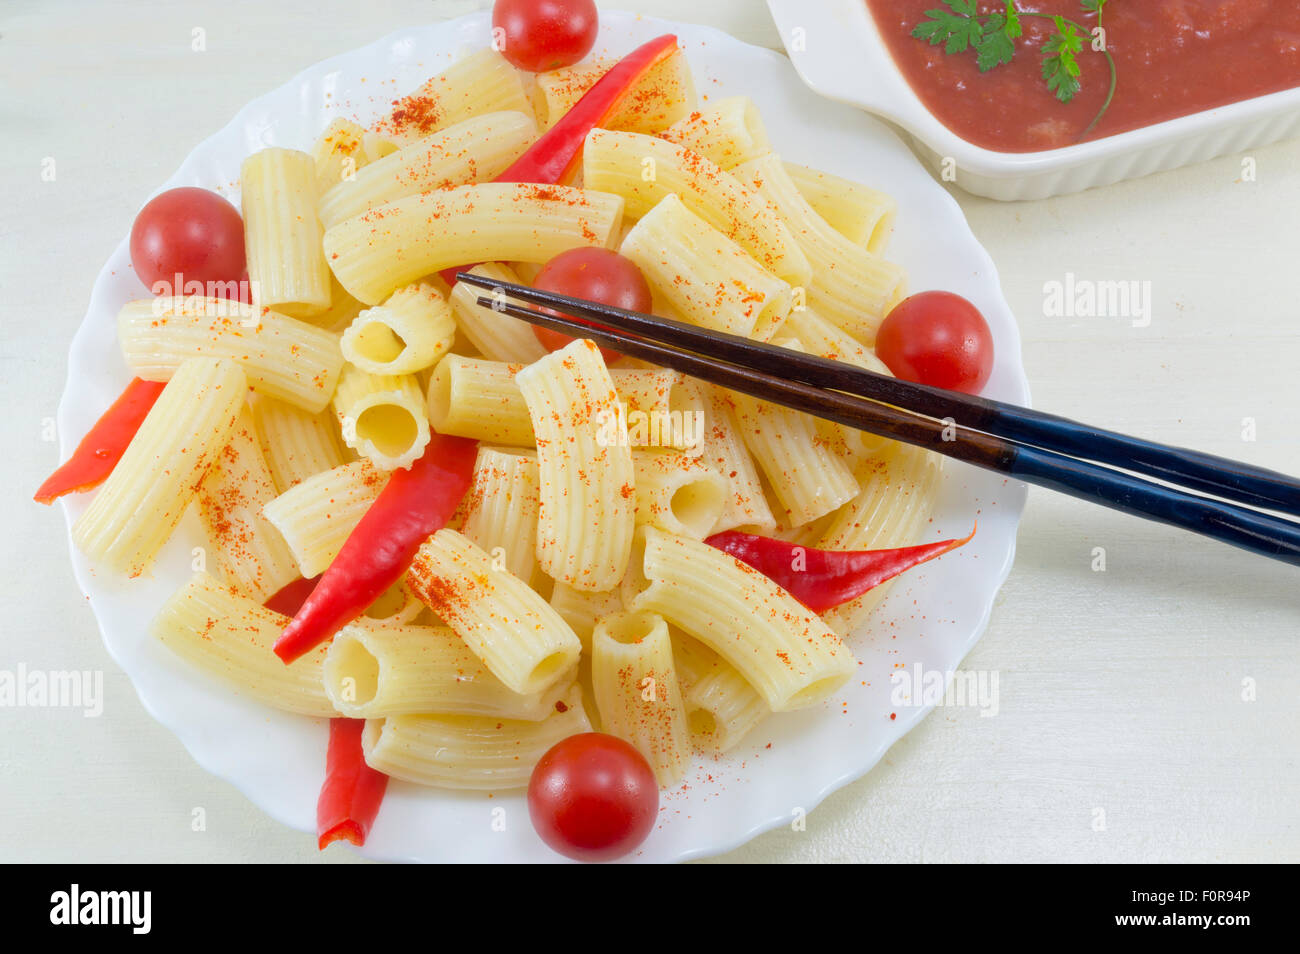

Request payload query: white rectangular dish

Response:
[767,0,1300,201]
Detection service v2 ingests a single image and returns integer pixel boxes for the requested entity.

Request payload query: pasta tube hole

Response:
[600,610,662,646]
[354,321,407,364]
[331,637,381,707]
[527,651,573,691]
[687,707,717,741]
[356,404,420,458]
[669,479,725,539]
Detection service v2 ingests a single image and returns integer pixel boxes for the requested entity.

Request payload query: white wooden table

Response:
[3,0,1297,863]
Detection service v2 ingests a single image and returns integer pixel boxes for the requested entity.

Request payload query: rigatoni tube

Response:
[196,409,300,602]
[240,147,332,318]
[582,128,810,286]
[323,182,624,305]
[406,529,582,695]
[117,296,342,413]
[340,283,456,376]
[627,528,857,712]
[72,357,245,578]
[516,339,636,592]
[150,572,334,717]
[262,460,387,578]
[332,364,431,471]
[619,193,792,341]
[360,687,591,790]
[317,111,537,228]
[592,611,692,786]
[323,623,572,720]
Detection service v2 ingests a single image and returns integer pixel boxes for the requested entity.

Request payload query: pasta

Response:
[591,611,691,785]
[516,339,636,591]
[631,451,727,539]
[535,49,695,133]
[626,528,858,711]
[582,128,811,286]
[729,338,860,527]
[262,460,386,578]
[323,622,572,720]
[425,354,534,445]
[459,446,541,585]
[241,147,332,318]
[311,117,372,196]
[332,364,431,471]
[406,529,582,695]
[317,111,538,228]
[57,32,959,835]
[117,296,343,413]
[151,572,334,717]
[196,409,300,602]
[323,182,624,304]
[374,49,534,146]
[661,96,772,170]
[784,161,898,255]
[619,193,792,340]
[247,393,347,494]
[73,357,245,577]
[733,155,906,344]
[361,687,590,790]
[339,283,457,376]
[671,633,767,753]
[446,263,548,365]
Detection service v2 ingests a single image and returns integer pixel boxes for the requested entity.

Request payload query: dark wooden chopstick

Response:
[458,274,1300,517]
[460,275,1300,567]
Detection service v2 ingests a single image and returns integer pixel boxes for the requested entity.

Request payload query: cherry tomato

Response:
[874,291,995,394]
[531,247,651,363]
[129,187,246,295]
[528,732,658,862]
[492,0,599,73]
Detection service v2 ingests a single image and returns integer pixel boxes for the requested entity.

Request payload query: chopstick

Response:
[459,275,1300,516]
[458,273,1300,567]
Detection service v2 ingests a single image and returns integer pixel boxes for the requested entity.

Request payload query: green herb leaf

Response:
[1041,16,1084,102]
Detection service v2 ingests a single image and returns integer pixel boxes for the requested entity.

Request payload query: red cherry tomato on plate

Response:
[129,187,246,295]
[531,247,652,364]
[492,0,599,73]
[528,732,658,862]
[874,291,995,394]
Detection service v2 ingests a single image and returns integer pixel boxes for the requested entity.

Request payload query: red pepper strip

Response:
[317,718,388,850]
[438,33,680,287]
[263,576,320,616]
[705,526,977,613]
[274,432,478,663]
[33,378,166,504]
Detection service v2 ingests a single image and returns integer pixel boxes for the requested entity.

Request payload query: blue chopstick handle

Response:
[994,411,1300,516]
[1009,445,1300,566]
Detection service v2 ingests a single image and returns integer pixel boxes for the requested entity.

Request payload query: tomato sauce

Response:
[865,0,1300,152]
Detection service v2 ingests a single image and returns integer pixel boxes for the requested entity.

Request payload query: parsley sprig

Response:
[912,1,1117,136]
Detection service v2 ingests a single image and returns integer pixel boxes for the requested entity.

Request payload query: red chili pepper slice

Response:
[274,432,478,664]
[263,576,320,616]
[317,718,388,850]
[33,378,166,504]
[439,33,679,287]
[705,526,976,613]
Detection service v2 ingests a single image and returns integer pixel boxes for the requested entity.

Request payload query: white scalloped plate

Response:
[55,10,1029,863]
